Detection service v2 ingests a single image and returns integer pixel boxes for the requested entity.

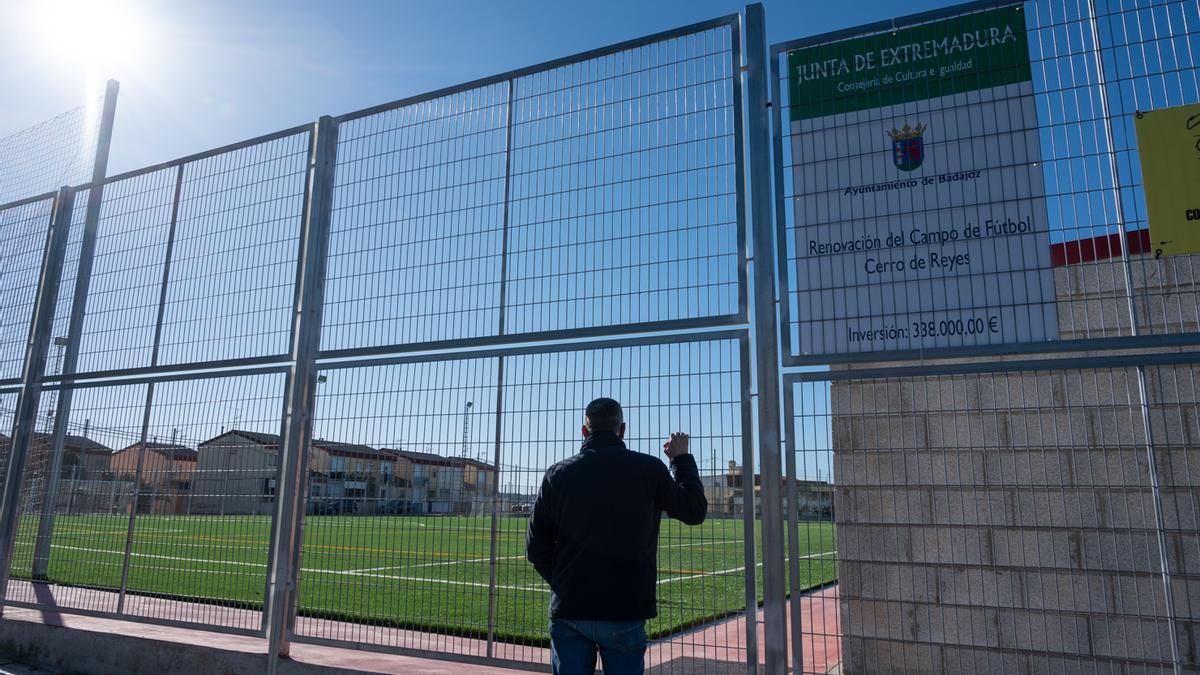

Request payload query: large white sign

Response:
[788,6,1059,355]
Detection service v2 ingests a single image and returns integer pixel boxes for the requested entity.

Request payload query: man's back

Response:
[526,429,707,621]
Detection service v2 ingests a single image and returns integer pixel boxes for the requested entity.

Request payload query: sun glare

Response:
[28,0,149,82]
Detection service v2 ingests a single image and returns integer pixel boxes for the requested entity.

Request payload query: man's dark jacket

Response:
[525,430,707,621]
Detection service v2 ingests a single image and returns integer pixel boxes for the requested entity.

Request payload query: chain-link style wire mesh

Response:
[0,101,103,207]
[0,197,57,384]
[5,373,284,634]
[49,131,312,377]
[503,29,743,335]
[291,337,755,671]
[321,21,744,356]
[0,15,757,671]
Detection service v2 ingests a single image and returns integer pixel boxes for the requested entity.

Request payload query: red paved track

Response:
[3,580,841,673]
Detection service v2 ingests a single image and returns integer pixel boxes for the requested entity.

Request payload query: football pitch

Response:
[9,514,837,642]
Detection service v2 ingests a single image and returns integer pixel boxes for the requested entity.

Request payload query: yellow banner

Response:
[1135,102,1200,257]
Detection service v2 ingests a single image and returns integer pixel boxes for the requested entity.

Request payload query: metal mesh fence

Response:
[772,1,1200,673]
[5,371,285,634]
[503,29,744,335]
[7,1,1196,671]
[0,101,103,207]
[774,0,1200,364]
[322,84,511,351]
[0,197,57,384]
[0,13,759,672]
[320,20,745,356]
[158,133,311,366]
[787,361,1198,673]
[293,336,756,670]
[294,357,502,654]
[51,130,312,377]
[72,168,177,374]
[494,338,754,668]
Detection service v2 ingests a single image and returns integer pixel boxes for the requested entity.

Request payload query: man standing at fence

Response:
[526,397,707,674]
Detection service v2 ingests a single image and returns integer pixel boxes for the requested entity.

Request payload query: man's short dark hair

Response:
[585,398,623,433]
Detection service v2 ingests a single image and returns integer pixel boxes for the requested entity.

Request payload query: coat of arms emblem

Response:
[887,123,927,171]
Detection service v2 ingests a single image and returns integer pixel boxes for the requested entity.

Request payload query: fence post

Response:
[485,77,517,659]
[737,335,760,672]
[0,187,76,613]
[1083,2,1181,671]
[30,79,120,579]
[265,115,338,671]
[743,4,788,674]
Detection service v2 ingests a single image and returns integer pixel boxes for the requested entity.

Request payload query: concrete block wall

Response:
[828,254,1200,672]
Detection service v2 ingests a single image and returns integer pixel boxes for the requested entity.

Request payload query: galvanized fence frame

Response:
[0,120,315,636]
[0,9,785,675]
[271,13,771,672]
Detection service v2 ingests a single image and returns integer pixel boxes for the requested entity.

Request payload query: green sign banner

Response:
[787,5,1033,121]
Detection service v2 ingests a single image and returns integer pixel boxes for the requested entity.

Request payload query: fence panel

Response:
[322,84,511,351]
[285,15,756,670]
[503,27,744,335]
[4,371,287,635]
[0,11,762,673]
[0,128,312,638]
[320,17,745,357]
[157,135,311,366]
[0,99,103,206]
[0,197,57,384]
[8,381,147,617]
[294,334,756,671]
[50,130,312,378]
[293,357,502,657]
[1088,0,1200,338]
[69,168,177,374]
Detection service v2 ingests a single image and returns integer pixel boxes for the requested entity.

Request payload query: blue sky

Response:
[0,0,956,176]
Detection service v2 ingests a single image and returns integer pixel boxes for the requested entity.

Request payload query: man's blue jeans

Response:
[550,618,647,675]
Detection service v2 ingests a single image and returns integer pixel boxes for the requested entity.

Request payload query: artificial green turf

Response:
[8,514,837,643]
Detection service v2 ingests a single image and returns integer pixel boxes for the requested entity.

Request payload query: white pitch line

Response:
[51,544,266,568]
[658,539,744,549]
[49,544,547,593]
[400,554,526,570]
[655,551,836,585]
[48,544,832,594]
[307,567,548,593]
[345,553,526,574]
